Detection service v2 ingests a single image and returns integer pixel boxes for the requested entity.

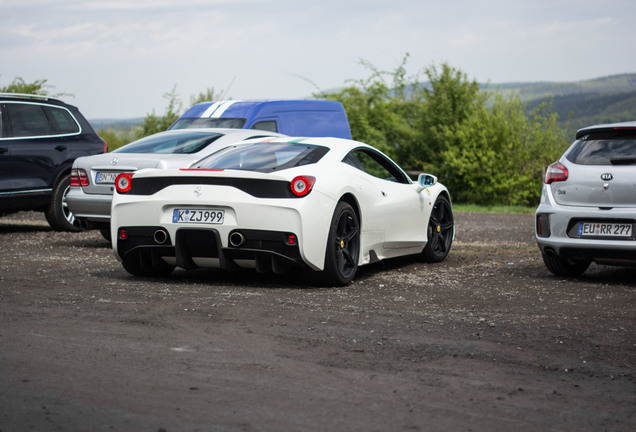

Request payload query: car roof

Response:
[144,128,285,137]
[0,92,74,108]
[575,121,636,139]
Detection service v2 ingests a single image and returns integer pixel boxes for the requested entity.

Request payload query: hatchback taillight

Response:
[70,168,89,187]
[290,176,315,197]
[115,172,133,194]
[544,162,568,184]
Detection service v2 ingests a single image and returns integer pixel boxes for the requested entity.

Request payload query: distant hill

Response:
[486,73,636,132]
[88,117,143,130]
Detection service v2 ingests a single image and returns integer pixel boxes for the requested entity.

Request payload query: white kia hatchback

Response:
[535,121,636,276]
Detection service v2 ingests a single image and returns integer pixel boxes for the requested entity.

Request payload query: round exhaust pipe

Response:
[229,231,246,247]
[154,229,168,244]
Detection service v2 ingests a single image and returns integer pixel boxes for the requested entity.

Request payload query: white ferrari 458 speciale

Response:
[111,136,454,286]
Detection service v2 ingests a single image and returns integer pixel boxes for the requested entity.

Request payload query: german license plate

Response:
[172,209,224,224]
[577,222,632,237]
[95,172,119,184]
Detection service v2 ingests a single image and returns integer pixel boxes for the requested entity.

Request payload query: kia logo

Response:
[600,173,613,181]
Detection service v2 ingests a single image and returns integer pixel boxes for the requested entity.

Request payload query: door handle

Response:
[55,145,67,152]
[0,147,8,154]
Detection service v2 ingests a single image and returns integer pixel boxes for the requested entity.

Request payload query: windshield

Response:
[567,130,636,165]
[196,142,329,172]
[114,132,223,154]
[170,118,246,130]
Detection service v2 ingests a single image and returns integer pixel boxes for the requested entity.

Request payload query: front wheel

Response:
[420,194,454,262]
[45,174,82,232]
[320,202,360,286]
[542,254,590,277]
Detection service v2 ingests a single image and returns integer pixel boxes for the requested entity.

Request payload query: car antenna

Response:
[220,75,236,101]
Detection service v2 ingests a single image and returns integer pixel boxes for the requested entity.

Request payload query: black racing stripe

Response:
[127,176,297,198]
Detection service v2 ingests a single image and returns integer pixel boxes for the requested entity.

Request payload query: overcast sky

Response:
[2,0,634,119]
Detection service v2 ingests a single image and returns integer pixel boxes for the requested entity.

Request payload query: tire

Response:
[45,173,83,232]
[121,250,175,277]
[542,253,590,277]
[421,194,454,262]
[320,202,360,286]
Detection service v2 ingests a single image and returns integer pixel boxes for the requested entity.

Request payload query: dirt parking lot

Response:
[0,211,634,432]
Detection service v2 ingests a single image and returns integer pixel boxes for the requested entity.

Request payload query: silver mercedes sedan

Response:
[66,128,284,239]
[535,121,636,276]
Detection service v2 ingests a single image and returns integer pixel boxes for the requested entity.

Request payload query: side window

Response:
[251,120,278,132]
[49,107,80,134]
[6,103,53,137]
[343,148,410,184]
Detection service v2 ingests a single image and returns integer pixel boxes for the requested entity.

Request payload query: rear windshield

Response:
[170,118,246,130]
[114,132,223,154]
[566,130,636,165]
[196,142,329,172]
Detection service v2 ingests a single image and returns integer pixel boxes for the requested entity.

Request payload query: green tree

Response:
[190,87,220,105]
[321,54,424,164]
[415,63,486,171]
[1,77,50,94]
[438,94,569,205]
[135,85,182,138]
[321,57,569,206]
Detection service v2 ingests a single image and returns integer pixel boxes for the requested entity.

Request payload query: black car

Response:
[0,93,106,231]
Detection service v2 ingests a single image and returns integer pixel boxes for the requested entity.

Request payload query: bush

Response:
[321,58,570,206]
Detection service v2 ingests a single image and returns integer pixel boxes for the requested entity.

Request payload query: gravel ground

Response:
[0,210,634,432]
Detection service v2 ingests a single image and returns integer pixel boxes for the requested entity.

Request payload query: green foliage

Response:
[98,127,137,152]
[1,77,51,95]
[190,87,220,105]
[320,54,425,164]
[438,94,568,205]
[453,204,535,214]
[321,56,571,207]
[98,85,221,149]
[135,85,182,139]
[0,76,71,98]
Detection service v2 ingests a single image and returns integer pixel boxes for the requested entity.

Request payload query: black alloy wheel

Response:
[321,201,360,286]
[421,194,454,262]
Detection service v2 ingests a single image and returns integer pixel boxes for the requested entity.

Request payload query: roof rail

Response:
[0,92,63,103]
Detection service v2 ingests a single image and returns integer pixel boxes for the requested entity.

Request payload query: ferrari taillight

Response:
[544,162,568,184]
[70,168,89,187]
[290,176,315,197]
[115,172,133,194]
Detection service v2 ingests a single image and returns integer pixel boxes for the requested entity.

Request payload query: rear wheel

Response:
[320,202,360,286]
[45,174,82,232]
[421,194,454,262]
[542,253,590,277]
[121,250,175,277]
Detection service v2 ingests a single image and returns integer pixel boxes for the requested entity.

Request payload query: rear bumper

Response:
[116,226,304,273]
[535,193,636,264]
[66,188,112,221]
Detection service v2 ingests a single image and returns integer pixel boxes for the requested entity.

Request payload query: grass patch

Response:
[453,204,535,214]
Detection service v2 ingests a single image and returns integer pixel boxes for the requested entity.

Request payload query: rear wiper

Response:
[610,157,636,165]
